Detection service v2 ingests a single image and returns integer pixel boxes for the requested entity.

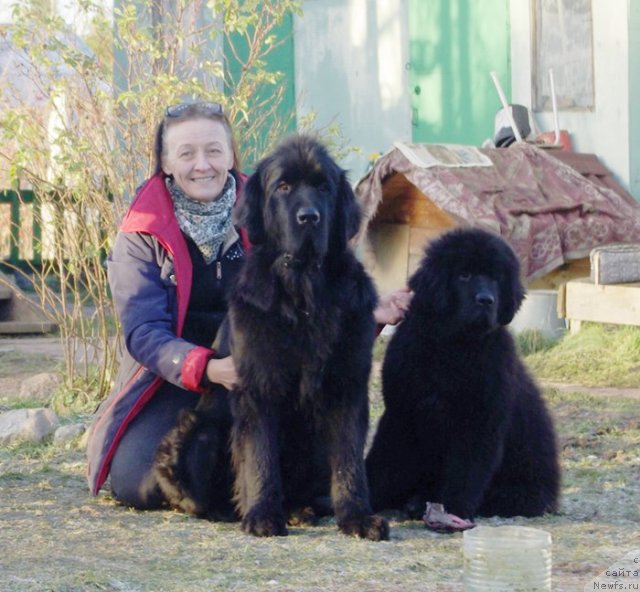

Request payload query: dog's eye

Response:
[459,273,472,282]
[276,181,291,194]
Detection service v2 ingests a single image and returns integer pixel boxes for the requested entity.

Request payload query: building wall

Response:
[294,0,510,178]
[510,0,636,197]
[630,1,640,198]
[294,0,412,179]
[295,1,637,197]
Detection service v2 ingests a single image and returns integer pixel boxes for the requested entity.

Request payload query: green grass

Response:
[522,323,640,388]
[515,329,558,356]
[380,323,640,390]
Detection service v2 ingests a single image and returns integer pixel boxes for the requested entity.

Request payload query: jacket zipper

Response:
[216,261,222,280]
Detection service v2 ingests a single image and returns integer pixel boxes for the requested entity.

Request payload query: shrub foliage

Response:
[0,0,301,404]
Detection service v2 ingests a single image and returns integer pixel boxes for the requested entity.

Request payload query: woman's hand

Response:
[205,356,238,391]
[374,287,414,326]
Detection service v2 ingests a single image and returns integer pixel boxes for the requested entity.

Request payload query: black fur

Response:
[366,228,560,520]
[153,318,236,521]
[153,398,235,520]
[228,134,388,540]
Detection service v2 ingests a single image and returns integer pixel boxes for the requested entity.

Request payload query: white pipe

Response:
[548,68,561,145]
[490,70,522,143]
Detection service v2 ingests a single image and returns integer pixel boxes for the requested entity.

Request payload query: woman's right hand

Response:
[205,356,238,391]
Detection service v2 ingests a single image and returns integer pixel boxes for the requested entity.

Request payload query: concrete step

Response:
[0,272,56,335]
[0,320,58,334]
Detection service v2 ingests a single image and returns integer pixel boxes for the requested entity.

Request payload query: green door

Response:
[408,0,511,146]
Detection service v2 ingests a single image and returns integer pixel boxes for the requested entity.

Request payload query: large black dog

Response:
[227,135,388,540]
[366,228,560,522]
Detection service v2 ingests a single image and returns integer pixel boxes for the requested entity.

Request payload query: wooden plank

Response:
[556,283,567,318]
[0,320,58,334]
[569,319,582,334]
[563,277,640,327]
[364,222,410,295]
[408,226,448,278]
[374,173,457,229]
[528,257,591,290]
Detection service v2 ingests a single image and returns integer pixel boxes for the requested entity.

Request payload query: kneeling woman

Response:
[85,103,412,516]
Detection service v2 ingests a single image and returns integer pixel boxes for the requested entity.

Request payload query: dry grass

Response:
[0,346,60,408]
[0,347,59,378]
[0,346,639,591]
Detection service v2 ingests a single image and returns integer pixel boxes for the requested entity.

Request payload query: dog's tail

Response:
[153,407,236,521]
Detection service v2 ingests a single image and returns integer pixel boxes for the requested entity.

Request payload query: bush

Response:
[0,0,302,405]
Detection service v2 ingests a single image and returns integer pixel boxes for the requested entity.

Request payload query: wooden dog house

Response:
[359,172,457,296]
[355,142,640,297]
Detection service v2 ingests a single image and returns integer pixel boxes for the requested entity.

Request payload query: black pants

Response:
[109,383,201,509]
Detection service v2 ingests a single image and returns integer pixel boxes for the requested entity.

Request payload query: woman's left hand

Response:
[205,356,238,391]
[374,286,414,326]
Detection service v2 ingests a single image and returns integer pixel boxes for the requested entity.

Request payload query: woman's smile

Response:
[162,119,234,202]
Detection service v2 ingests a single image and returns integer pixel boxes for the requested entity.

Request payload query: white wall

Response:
[630,1,640,198]
[294,0,412,182]
[510,0,633,195]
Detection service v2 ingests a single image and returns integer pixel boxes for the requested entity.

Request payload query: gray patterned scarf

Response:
[168,174,236,264]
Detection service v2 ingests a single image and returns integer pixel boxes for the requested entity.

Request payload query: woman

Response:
[85,102,412,513]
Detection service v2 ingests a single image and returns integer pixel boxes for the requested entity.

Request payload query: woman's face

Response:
[161,118,234,202]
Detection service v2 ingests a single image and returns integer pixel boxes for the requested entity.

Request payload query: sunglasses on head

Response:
[165,102,223,117]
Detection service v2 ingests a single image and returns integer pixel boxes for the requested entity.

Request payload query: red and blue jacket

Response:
[86,173,248,495]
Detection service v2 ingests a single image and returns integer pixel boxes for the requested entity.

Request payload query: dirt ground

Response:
[0,337,66,403]
[0,335,639,592]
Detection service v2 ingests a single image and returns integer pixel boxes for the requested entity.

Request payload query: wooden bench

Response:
[559,277,640,333]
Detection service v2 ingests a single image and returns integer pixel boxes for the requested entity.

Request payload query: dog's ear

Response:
[236,168,266,245]
[497,251,526,325]
[333,172,362,250]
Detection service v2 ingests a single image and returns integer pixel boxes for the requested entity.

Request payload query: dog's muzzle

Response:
[475,290,496,308]
[296,206,320,226]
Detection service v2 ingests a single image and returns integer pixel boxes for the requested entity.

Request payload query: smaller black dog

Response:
[366,228,560,522]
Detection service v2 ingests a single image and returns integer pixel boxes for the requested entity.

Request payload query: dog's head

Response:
[409,228,525,335]
[236,134,361,263]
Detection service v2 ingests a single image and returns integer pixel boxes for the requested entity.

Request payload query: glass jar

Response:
[463,525,552,591]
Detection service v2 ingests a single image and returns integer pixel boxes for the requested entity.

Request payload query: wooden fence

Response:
[0,188,41,268]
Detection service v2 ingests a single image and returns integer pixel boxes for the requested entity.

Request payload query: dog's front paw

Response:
[338,514,390,541]
[242,511,288,537]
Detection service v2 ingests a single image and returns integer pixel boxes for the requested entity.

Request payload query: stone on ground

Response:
[53,423,86,445]
[18,372,61,403]
[0,408,60,444]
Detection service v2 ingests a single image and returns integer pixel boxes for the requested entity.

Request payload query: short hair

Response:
[153,103,242,175]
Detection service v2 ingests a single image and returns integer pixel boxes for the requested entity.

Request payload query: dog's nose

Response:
[475,291,495,307]
[296,207,320,226]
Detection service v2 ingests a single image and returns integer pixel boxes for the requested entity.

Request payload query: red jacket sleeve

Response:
[181,345,217,393]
